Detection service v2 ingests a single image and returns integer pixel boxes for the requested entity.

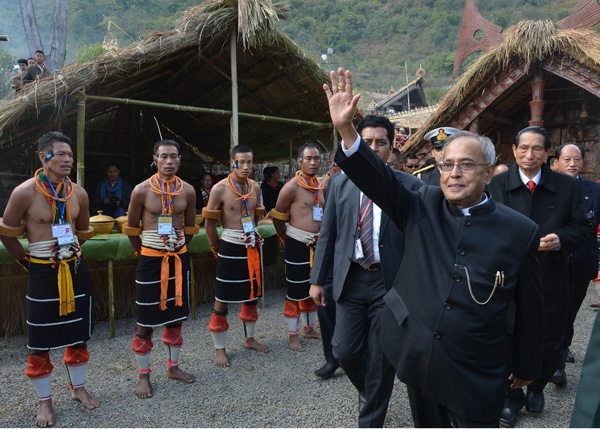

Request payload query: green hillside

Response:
[0,0,584,99]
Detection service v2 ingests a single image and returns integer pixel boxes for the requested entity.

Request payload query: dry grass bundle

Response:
[405,20,600,151]
[0,0,322,143]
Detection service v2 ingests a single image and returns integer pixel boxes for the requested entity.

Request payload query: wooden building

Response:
[403,0,600,180]
[372,69,428,115]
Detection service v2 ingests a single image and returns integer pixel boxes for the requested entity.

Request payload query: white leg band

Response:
[31,375,52,401]
[301,311,317,328]
[135,352,151,374]
[211,330,227,350]
[66,363,87,389]
[243,321,256,338]
[286,317,299,334]
[166,345,181,368]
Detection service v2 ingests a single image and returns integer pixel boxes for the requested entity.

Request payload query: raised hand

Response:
[323,68,360,145]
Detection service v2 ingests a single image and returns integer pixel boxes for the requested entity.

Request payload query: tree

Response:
[0,49,16,99]
[19,0,67,71]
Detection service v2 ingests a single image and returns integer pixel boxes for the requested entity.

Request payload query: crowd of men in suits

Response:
[305,68,600,428]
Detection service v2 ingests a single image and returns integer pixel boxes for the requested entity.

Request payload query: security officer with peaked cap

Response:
[413,127,460,186]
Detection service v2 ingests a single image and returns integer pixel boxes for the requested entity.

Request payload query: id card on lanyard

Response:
[157,215,173,235]
[52,221,75,246]
[241,215,254,233]
[313,205,323,221]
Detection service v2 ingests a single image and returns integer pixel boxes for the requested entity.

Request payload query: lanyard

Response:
[301,175,320,206]
[158,176,177,215]
[231,178,249,215]
[46,178,67,224]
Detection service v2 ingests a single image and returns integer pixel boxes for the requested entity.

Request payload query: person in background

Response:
[261,166,284,214]
[198,172,213,210]
[11,59,28,93]
[403,154,421,174]
[22,50,52,86]
[27,57,35,66]
[550,143,600,386]
[92,163,132,219]
[488,127,589,428]
[387,148,404,171]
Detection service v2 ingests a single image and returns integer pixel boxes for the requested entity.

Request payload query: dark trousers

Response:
[407,385,498,428]
[318,269,337,365]
[505,334,563,410]
[562,276,594,367]
[333,264,395,428]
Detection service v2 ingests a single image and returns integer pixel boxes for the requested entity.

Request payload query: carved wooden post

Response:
[469,116,480,133]
[529,70,546,127]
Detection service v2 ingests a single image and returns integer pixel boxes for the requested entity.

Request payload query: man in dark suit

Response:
[22,50,52,86]
[321,68,545,427]
[552,143,600,385]
[310,115,423,427]
[487,128,589,427]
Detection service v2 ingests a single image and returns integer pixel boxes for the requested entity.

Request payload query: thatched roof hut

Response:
[373,69,428,115]
[0,0,334,208]
[403,18,600,178]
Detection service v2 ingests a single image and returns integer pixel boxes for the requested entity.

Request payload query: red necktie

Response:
[527,180,535,193]
[358,195,374,269]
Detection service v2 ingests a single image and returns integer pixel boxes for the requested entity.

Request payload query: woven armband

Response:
[0,220,25,237]
[270,209,290,221]
[209,243,219,258]
[122,223,143,236]
[183,225,200,235]
[255,205,265,217]
[202,208,222,220]
[76,227,94,240]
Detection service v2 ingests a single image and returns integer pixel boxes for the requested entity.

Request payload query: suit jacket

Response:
[334,139,544,422]
[488,163,589,337]
[22,64,52,86]
[571,178,600,283]
[310,169,424,300]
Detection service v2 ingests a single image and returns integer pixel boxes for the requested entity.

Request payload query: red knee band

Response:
[162,325,183,347]
[299,298,317,313]
[284,300,300,318]
[240,303,259,322]
[26,352,54,379]
[63,346,90,366]
[209,313,229,332]
[132,334,154,355]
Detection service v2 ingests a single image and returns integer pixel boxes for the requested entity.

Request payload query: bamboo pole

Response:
[83,95,332,129]
[405,62,412,137]
[190,258,196,320]
[76,96,86,186]
[231,28,239,150]
[108,259,115,338]
[289,139,293,179]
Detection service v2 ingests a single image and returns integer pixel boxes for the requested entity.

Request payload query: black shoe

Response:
[551,368,567,386]
[566,349,575,363]
[314,362,339,378]
[500,407,517,428]
[359,391,367,413]
[525,390,544,415]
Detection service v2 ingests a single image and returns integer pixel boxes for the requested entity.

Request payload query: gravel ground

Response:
[0,284,598,428]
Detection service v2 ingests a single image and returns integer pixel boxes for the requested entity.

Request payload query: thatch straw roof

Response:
[0,0,333,163]
[403,20,600,152]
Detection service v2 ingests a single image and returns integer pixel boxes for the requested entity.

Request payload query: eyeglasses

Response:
[386,160,401,166]
[438,161,489,173]
[404,164,419,169]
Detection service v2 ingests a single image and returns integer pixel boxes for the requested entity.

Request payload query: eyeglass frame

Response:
[438,160,489,173]
[404,163,420,169]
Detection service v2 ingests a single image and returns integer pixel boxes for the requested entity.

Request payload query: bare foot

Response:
[35,400,54,427]
[167,366,195,383]
[302,326,322,340]
[214,348,230,367]
[243,337,269,353]
[135,373,152,398]
[71,387,100,409]
[288,334,305,352]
